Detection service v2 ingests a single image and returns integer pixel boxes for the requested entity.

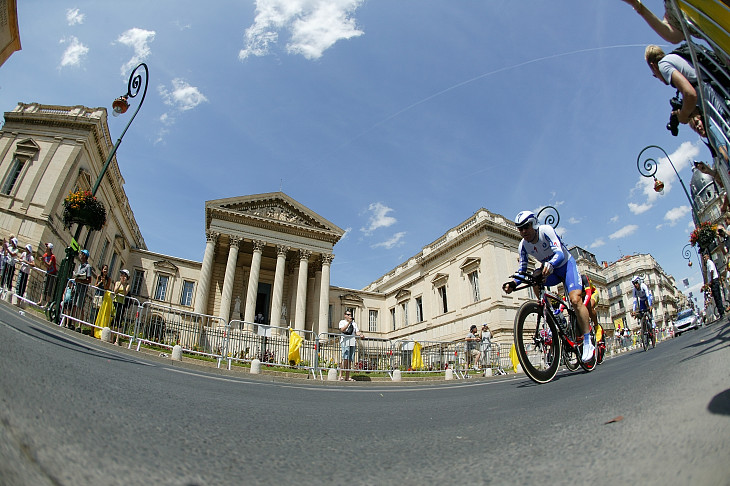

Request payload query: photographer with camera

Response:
[645,45,727,137]
[338,310,364,382]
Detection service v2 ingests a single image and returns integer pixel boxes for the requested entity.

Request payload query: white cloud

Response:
[664,205,691,226]
[117,28,156,76]
[628,201,652,215]
[66,8,84,26]
[59,36,89,68]
[239,0,365,60]
[372,232,406,250]
[609,215,619,223]
[159,79,208,111]
[340,227,352,240]
[567,217,580,224]
[589,238,605,249]
[361,202,396,235]
[609,225,638,239]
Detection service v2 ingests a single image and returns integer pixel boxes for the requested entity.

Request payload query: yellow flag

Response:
[288,329,303,365]
[411,341,424,370]
[509,343,520,371]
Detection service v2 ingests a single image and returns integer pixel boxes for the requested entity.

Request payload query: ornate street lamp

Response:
[636,145,699,227]
[49,63,149,323]
[682,243,700,268]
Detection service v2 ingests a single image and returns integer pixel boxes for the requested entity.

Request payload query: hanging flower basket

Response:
[62,190,106,231]
[689,221,717,252]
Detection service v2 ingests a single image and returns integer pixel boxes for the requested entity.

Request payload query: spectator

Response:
[111,269,131,345]
[480,324,492,369]
[38,242,57,308]
[16,244,34,300]
[465,324,481,373]
[70,249,92,326]
[338,310,363,382]
[703,252,725,320]
[645,45,727,129]
[91,264,112,322]
[2,236,19,292]
[620,0,686,44]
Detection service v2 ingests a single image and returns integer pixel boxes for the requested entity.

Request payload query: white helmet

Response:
[515,211,537,230]
[631,276,642,284]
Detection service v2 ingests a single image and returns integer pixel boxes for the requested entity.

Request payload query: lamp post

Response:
[636,145,700,227]
[49,63,149,323]
[682,243,701,268]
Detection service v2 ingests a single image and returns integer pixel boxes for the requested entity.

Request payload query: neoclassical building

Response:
[0,102,685,345]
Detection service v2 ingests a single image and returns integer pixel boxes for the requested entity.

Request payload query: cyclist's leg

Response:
[560,260,594,362]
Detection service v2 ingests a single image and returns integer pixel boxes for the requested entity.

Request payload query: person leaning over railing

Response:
[16,244,34,300]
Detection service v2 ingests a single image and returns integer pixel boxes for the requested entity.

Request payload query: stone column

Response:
[270,245,289,328]
[194,231,219,315]
[219,236,241,323]
[287,260,299,327]
[294,250,311,331]
[244,240,265,323]
[318,254,334,336]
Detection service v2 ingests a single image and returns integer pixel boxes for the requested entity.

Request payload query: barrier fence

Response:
[2,262,671,380]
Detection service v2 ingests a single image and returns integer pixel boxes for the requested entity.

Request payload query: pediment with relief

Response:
[207,192,345,237]
[153,259,179,274]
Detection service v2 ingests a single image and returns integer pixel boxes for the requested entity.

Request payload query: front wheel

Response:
[641,315,650,351]
[514,302,561,384]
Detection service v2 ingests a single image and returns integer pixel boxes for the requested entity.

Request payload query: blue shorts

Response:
[544,257,581,294]
[341,345,355,361]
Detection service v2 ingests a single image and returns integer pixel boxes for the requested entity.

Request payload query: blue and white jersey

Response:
[632,283,653,312]
[516,224,570,276]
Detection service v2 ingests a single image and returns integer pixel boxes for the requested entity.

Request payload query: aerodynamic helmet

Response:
[631,276,642,284]
[515,211,538,230]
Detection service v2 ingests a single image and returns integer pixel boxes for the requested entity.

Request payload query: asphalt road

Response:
[1,302,728,486]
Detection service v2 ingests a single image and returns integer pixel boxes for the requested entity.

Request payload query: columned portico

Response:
[202,192,345,333]
[220,235,241,323]
[194,231,219,315]
[244,239,265,323]
[294,249,311,331]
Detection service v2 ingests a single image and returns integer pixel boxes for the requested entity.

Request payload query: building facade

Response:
[0,103,686,345]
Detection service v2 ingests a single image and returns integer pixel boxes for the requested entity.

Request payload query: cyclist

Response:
[503,211,595,362]
[631,276,655,333]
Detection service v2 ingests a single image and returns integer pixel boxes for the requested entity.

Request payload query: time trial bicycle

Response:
[634,309,656,351]
[509,269,597,384]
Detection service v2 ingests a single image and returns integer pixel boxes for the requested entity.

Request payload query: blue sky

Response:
[0,1,710,300]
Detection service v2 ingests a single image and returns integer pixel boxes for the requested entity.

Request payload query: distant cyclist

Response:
[503,211,595,362]
[631,276,655,329]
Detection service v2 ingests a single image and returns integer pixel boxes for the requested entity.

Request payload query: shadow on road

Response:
[708,389,730,416]
[679,320,730,364]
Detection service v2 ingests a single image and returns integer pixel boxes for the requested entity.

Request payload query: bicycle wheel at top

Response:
[514,302,562,384]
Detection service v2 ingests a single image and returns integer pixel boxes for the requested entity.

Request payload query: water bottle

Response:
[553,309,568,332]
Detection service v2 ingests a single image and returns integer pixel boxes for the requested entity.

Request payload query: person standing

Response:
[70,249,92,325]
[111,269,131,345]
[16,244,34,300]
[2,236,19,292]
[338,310,363,382]
[480,324,492,369]
[704,252,725,320]
[39,242,57,308]
[465,325,481,374]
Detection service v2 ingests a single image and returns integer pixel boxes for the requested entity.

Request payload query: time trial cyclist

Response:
[502,211,595,362]
[631,275,655,330]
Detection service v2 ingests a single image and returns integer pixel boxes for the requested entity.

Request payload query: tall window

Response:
[438,286,448,313]
[98,239,109,268]
[154,275,169,301]
[109,252,118,277]
[369,310,378,332]
[131,269,144,296]
[401,302,409,327]
[180,280,195,306]
[416,296,423,322]
[468,270,480,302]
[390,308,396,331]
[1,158,25,195]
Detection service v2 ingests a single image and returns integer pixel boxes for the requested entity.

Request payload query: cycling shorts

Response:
[544,257,582,294]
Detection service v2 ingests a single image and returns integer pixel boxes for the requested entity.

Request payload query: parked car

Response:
[674,309,699,336]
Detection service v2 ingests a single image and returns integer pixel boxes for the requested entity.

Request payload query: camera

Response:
[666,95,682,136]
